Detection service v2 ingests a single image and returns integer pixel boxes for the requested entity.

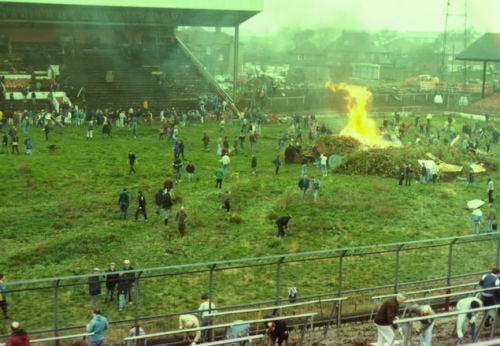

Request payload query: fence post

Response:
[337,250,348,296]
[496,236,500,268]
[394,244,405,293]
[208,264,217,308]
[53,279,60,346]
[445,239,459,311]
[134,271,143,346]
[275,257,285,304]
[207,264,217,342]
[447,238,459,286]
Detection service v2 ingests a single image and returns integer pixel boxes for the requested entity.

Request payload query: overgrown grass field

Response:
[0,112,498,332]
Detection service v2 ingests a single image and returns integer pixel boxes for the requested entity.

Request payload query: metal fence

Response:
[262,90,485,113]
[2,233,500,340]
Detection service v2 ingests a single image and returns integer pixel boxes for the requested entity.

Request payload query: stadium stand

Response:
[60,43,215,111]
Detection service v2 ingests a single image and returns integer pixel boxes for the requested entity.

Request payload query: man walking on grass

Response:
[162,189,173,225]
[135,191,147,222]
[172,158,182,183]
[221,191,231,212]
[276,215,292,238]
[220,153,230,175]
[251,155,257,174]
[487,178,494,203]
[311,177,320,202]
[186,161,195,182]
[128,152,136,175]
[118,188,130,220]
[298,174,310,199]
[215,165,224,189]
[175,207,188,237]
[273,155,281,175]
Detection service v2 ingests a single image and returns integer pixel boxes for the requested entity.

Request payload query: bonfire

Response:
[325,81,391,148]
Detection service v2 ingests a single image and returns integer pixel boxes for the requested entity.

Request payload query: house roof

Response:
[325,31,388,54]
[0,0,262,27]
[290,40,325,55]
[456,33,500,62]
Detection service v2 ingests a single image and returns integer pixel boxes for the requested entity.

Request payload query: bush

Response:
[315,135,361,156]
[229,214,242,224]
[335,144,482,178]
[279,189,295,208]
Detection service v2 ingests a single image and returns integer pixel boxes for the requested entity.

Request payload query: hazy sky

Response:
[241,0,499,34]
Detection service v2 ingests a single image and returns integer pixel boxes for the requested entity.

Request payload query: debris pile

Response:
[315,135,361,156]
[334,145,481,178]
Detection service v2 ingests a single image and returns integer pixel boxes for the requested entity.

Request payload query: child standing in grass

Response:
[23,137,32,155]
[175,207,188,237]
[273,155,281,175]
[251,155,257,174]
[311,177,320,202]
[86,121,94,139]
[1,132,8,153]
[202,132,210,151]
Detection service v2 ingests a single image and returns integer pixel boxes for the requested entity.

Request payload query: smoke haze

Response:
[241,0,500,34]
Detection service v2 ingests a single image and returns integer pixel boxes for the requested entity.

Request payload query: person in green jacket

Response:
[215,165,224,189]
[131,120,138,138]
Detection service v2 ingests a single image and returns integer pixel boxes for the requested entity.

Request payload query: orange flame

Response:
[325,81,391,148]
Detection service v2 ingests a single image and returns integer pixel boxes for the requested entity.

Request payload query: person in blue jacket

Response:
[273,155,281,175]
[86,309,109,346]
[298,174,310,199]
[0,273,9,319]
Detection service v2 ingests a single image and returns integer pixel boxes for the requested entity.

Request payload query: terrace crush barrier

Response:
[1,232,500,340]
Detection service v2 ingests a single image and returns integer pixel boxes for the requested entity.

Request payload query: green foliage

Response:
[314,134,361,156]
[335,144,481,177]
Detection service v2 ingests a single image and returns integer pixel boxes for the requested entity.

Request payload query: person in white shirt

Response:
[220,154,231,175]
[487,178,494,203]
[455,297,482,344]
[179,314,200,345]
[320,154,328,176]
[119,111,126,127]
[126,325,147,346]
[471,208,483,234]
[198,294,216,342]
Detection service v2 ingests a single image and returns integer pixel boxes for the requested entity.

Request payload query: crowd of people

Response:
[2,290,291,346]
[1,93,499,345]
[374,267,500,345]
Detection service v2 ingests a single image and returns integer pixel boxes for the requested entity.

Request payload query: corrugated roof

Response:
[456,33,500,62]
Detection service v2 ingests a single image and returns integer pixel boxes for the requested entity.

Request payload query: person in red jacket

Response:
[6,321,30,346]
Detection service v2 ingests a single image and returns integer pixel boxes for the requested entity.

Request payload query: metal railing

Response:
[370,281,477,321]
[198,335,264,346]
[1,233,499,340]
[0,332,92,346]
[394,304,500,343]
[125,313,317,346]
[175,36,239,115]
